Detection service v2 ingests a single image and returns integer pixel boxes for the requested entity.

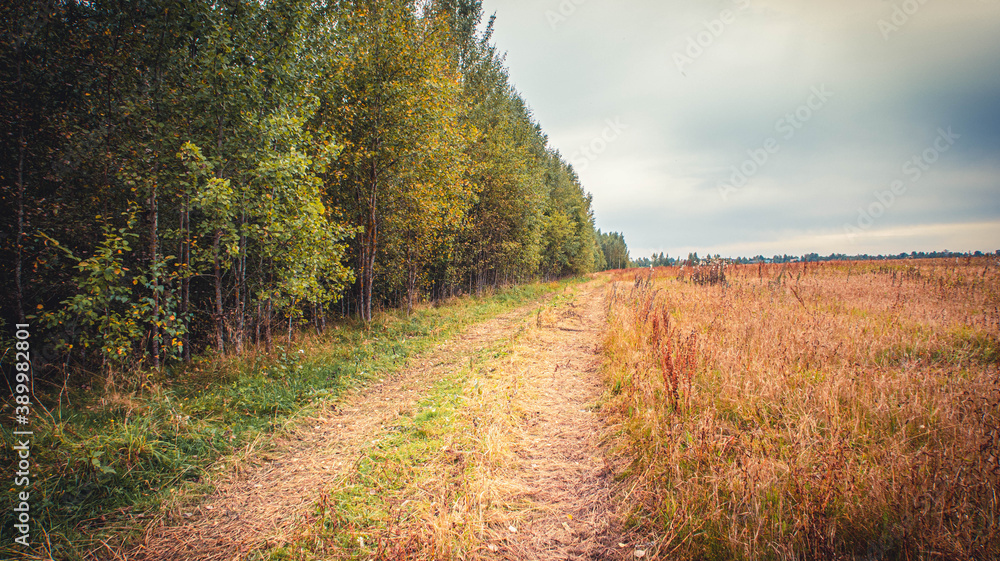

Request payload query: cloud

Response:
[482,0,1000,257]
[650,221,1000,260]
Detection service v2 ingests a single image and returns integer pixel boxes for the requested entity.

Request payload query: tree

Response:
[598,230,630,270]
[5,0,356,377]
[456,14,548,290]
[322,0,471,321]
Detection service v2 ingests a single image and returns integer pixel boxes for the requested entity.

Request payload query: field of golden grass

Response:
[601,259,999,560]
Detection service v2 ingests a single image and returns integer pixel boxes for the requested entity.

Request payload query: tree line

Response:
[597,230,629,270]
[633,250,999,267]
[0,0,608,380]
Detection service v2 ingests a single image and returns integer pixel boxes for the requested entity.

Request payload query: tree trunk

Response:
[150,182,160,369]
[236,230,246,353]
[256,301,262,345]
[212,101,227,352]
[15,116,25,325]
[14,49,25,325]
[364,216,377,323]
[406,245,417,315]
[213,229,224,352]
[264,298,272,352]
[358,236,371,323]
[180,201,191,362]
[360,169,378,323]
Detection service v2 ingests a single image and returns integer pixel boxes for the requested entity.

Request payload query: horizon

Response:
[619,247,1000,264]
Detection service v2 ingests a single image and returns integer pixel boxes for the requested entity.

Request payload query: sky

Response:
[477,0,1000,259]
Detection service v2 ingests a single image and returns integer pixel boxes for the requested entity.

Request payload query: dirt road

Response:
[130,281,622,560]
[475,281,622,559]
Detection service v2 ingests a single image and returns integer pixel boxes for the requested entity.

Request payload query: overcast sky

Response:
[478,0,1000,259]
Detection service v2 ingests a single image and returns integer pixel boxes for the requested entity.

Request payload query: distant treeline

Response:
[597,230,630,270]
[632,250,999,268]
[736,250,999,264]
[0,0,609,378]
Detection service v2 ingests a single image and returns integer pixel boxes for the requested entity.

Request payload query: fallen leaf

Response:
[508,526,518,534]
[634,550,646,558]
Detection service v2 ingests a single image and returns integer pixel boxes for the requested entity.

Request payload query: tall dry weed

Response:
[601,259,1000,560]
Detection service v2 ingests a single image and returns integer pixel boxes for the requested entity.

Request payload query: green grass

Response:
[266,327,528,561]
[273,371,470,560]
[0,281,568,560]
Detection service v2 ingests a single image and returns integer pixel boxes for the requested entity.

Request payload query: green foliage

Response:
[453,12,601,291]
[37,209,185,378]
[0,1,608,555]
[539,154,599,278]
[248,110,356,311]
[598,230,631,270]
[2,0,604,371]
[633,252,673,268]
[321,0,475,319]
[2,0,366,372]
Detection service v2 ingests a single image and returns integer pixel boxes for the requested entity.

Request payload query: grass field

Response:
[0,282,565,560]
[601,258,1000,560]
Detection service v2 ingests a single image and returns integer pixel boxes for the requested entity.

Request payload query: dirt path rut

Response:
[479,282,623,560]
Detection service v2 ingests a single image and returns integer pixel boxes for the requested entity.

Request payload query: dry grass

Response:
[275,282,626,560]
[458,284,624,560]
[128,301,542,561]
[601,259,1000,560]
